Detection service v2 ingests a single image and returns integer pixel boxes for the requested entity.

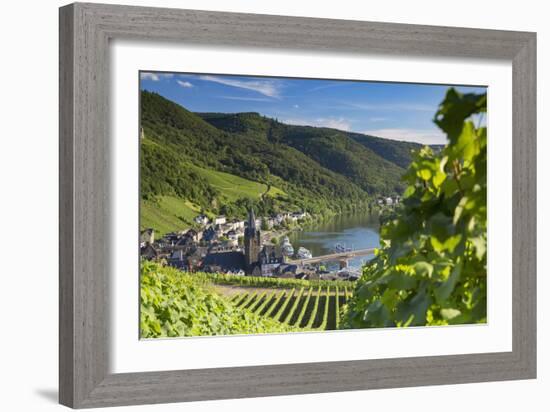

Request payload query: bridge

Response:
[288,247,377,267]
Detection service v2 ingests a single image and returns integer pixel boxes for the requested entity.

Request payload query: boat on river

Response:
[295,246,312,259]
[333,243,352,253]
[281,236,294,256]
[336,268,361,281]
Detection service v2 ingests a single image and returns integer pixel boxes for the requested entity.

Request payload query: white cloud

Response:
[323,118,352,131]
[340,101,436,112]
[140,72,159,81]
[361,128,447,145]
[176,80,193,88]
[218,96,272,102]
[307,82,348,93]
[282,117,352,132]
[368,117,388,122]
[140,72,174,81]
[198,75,282,98]
[293,104,300,109]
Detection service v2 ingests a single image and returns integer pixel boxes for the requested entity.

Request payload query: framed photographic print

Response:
[59,2,536,408]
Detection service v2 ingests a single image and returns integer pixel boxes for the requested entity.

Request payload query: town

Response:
[140,208,366,281]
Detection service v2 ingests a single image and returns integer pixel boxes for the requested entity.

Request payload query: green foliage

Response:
[378,202,406,226]
[335,286,340,329]
[250,291,267,311]
[270,124,406,194]
[187,163,281,203]
[274,289,296,322]
[140,261,299,338]
[283,287,305,324]
[307,287,322,329]
[232,286,347,330]
[342,89,487,328]
[296,287,314,327]
[193,271,353,289]
[265,291,286,317]
[140,196,202,236]
[318,287,331,330]
[239,291,258,310]
[140,139,218,205]
[347,132,424,169]
[253,291,276,315]
[140,90,422,231]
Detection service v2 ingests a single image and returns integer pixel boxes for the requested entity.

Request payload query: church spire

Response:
[248,208,256,231]
[244,208,261,273]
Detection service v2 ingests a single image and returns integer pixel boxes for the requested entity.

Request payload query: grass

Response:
[140,165,288,236]
[266,185,287,198]
[140,196,201,236]
[188,164,287,203]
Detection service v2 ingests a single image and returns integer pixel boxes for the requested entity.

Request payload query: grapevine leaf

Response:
[413,262,434,278]
[434,263,462,304]
[441,308,461,321]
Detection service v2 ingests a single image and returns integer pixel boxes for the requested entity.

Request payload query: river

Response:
[288,212,380,271]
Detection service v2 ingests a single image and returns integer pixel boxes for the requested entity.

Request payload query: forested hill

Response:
[197,112,410,192]
[345,132,422,169]
[140,91,425,233]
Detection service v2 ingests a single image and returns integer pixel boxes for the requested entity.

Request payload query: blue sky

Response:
[140,72,486,145]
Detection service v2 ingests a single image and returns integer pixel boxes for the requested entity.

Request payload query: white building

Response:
[262,217,274,229]
[226,230,239,246]
[193,214,209,226]
[140,228,154,247]
[291,211,307,220]
[214,215,226,225]
[228,219,245,231]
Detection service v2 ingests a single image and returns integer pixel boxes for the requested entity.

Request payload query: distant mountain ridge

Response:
[140,91,436,233]
[196,112,428,171]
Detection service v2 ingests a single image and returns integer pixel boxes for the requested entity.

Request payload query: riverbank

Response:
[262,205,378,246]
[288,211,381,270]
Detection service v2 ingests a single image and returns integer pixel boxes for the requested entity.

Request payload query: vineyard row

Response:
[232,286,351,331]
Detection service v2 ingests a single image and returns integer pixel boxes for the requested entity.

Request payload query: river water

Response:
[288,212,380,270]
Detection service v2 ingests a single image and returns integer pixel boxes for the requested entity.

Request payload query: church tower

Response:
[244,208,261,272]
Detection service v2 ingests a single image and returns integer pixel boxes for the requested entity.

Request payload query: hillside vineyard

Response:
[140,90,429,233]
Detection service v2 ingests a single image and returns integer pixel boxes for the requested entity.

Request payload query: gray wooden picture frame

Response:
[59,2,537,409]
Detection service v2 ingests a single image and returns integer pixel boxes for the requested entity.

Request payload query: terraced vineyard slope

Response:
[140,261,355,337]
[230,286,350,331]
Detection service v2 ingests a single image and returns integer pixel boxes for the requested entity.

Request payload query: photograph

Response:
[1,0,541,409]
[138,72,487,338]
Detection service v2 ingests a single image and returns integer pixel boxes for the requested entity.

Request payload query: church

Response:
[244,209,284,276]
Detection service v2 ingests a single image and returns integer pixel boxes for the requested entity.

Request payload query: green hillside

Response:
[187,163,286,203]
[141,261,301,338]
[140,166,288,235]
[140,90,421,234]
[141,261,353,338]
[141,196,201,235]
[346,132,422,169]
[198,113,407,194]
